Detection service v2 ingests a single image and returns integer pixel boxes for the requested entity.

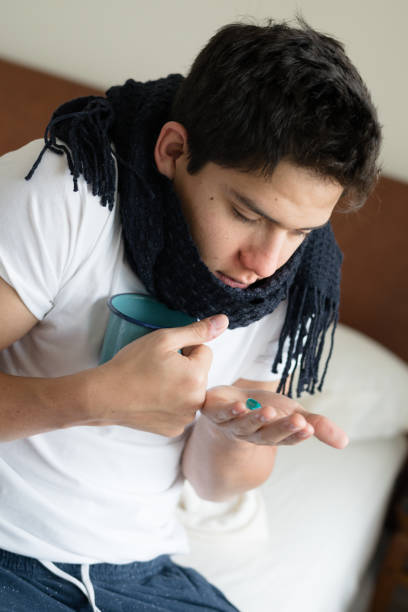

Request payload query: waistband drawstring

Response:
[39,560,101,612]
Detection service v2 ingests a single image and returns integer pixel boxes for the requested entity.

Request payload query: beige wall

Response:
[1,0,407,180]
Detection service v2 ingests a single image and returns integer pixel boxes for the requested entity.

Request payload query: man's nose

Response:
[239,229,286,280]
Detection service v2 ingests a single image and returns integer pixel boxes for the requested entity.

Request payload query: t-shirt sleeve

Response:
[0,140,108,320]
[237,300,290,382]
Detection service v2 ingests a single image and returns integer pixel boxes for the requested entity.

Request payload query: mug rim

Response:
[107,293,163,329]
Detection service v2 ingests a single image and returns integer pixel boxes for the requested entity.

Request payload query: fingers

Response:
[240,411,348,449]
[304,413,349,449]
[275,422,315,446]
[207,400,248,424]
[240,412,314,446]
[211,405,315,446]
[261,401,348,449]
[162,314,229,352]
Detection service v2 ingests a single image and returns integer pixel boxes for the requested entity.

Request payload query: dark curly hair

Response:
[171,18,382,210]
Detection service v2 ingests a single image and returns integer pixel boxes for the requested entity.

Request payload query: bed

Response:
[1,57,407,612]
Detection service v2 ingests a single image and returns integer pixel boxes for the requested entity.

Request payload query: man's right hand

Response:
[0,274,229,440]
[87,314,229,437]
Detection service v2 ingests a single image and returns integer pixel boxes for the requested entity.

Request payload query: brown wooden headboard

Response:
[1,58,407,362]
[332,178,408,362]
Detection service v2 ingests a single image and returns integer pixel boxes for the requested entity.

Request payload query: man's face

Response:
[172,156,343,289]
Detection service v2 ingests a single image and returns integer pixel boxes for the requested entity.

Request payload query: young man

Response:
[0,19,380,612]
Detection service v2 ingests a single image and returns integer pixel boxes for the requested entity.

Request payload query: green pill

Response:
[246,398,261,410]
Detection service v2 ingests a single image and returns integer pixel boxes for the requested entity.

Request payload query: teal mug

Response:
[99,293,197,364]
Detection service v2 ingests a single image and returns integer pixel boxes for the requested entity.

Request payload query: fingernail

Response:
[256,408,276,422]
[256,414,269,423]
[231,402,246,416]
[297,430,310,438]
[339,434,349,449]
[231,408,243,415]
[282,417,301,432]
[209,314,229,332]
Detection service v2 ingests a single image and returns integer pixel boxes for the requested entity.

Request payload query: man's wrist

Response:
[41,369,99,429]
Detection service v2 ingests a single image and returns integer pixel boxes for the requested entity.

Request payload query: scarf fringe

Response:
[25,97,116,210]
[272,285,339,397]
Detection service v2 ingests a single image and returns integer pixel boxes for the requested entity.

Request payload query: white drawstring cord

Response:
[39,560,101,612]
[81,564,100,612]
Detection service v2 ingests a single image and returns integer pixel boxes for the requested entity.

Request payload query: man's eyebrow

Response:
[228,188,328,231]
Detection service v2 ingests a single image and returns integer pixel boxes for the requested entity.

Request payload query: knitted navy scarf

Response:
[26,74,342,396]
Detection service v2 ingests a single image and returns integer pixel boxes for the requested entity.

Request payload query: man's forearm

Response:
[0,370,93,441]
[181,414,276,501]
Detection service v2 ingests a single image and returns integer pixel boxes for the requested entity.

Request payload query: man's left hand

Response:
[201,385,349,449]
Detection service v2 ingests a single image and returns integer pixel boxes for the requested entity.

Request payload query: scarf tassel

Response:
[272,285,339,397]
[25,98,116,210]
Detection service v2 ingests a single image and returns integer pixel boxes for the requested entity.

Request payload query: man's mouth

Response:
[216,272,251,289]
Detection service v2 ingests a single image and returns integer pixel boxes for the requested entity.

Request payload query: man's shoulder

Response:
[0,139,115,227]
[1,139,58,174]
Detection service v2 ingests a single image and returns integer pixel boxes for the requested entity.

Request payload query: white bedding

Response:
[175,436,406,612]
[174,325,408,612]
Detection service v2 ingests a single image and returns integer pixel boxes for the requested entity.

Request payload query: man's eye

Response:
[232,208,258,224]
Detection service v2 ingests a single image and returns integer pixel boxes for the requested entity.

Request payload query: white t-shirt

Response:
[0,140,287,564]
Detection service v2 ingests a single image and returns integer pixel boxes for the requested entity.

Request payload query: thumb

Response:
[164,314,229,351]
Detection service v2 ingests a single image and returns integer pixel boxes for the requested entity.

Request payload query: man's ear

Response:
[154,121,188,179]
